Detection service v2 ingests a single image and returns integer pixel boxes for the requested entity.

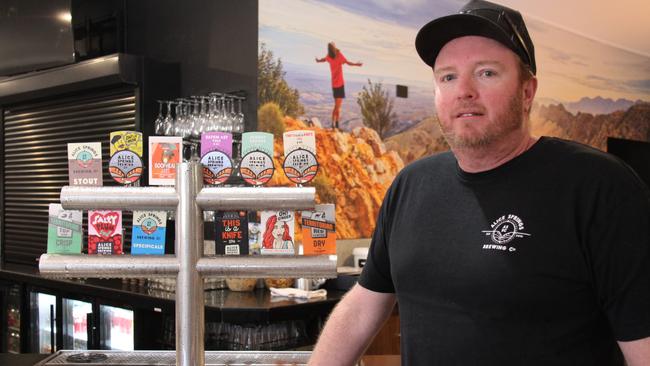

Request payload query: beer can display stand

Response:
[38,161,337,366]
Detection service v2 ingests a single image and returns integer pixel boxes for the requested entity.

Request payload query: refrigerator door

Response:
[99,305,134,351]
[29,292,57,353]
[2,283,22,353]
[61,298,92,350]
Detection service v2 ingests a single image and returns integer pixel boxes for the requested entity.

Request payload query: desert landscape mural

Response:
[259,0,650,238]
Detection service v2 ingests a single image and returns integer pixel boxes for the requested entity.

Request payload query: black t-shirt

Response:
[359,137,650,365]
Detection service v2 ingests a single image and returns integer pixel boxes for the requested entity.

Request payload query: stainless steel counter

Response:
[36,350,311,365]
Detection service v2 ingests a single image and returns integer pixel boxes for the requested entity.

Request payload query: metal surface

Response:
[37,161,329,366]
[38,254,179,278]
[60,186,178,210]
[36,254,337,280]
[36,350,311,365]
[0,55,120,100]
[197,187,316,211]
[175,163,205,366]
[197,255,337,278]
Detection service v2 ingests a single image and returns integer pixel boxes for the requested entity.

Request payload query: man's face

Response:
[433,36,533,149]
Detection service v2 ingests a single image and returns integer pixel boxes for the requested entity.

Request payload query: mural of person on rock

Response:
[258,0,650,239]
[315,42,363,130]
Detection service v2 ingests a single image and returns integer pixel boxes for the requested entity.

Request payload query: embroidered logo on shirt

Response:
[481,214,531,252]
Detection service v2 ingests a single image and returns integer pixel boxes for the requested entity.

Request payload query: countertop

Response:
[0,263,346,323]
[0,353,49,366]
[0,353,401,366]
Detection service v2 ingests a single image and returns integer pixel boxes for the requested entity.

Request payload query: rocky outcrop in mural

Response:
[532,102,650,151]
[385,102,650,165]
[268,117,404,239]
[385,116,448,165]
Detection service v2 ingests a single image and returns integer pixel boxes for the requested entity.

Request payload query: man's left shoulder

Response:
[543,137,648,193]
[543,137,633,172]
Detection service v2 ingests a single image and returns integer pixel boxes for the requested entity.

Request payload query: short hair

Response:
[517,59,535,117]
[518,58,534,85]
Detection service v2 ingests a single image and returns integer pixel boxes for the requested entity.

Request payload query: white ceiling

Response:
[497,0,650,57]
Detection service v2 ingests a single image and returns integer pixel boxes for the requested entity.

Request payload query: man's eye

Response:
[480,70,496,77]
[440,74,455,82]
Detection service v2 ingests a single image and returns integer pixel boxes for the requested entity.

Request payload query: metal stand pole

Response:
[175,162,204,366]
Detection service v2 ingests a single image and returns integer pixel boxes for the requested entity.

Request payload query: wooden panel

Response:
[365,305,400,355]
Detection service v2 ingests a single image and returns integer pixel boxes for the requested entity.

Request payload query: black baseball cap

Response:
[415,0,536,75]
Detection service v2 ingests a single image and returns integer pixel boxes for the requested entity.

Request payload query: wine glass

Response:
[207,93,221,132]
[190,100,201,140]
[215,94,226,132]
[206,94,219,132]
[163,101,175,136]
[173,101,183,136]
[228,96,237,132]
[220,94,230,132]
[180,100,194,139]
[199,97,209,134]
[154,100,164,135]
[235,97,245,133]
[189,100,201,158]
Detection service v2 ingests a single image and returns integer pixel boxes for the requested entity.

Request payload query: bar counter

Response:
[0,353,49,366]
[0,353,401,366]
[0,263,345,324]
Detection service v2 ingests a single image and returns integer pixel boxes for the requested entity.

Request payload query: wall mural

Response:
[259,0,650,239]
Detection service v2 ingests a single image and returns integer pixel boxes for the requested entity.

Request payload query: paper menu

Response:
[109,131,143,185]
[242,132,273,156]
[47,204,83,254]
[239,132,275,186]
[131,211,167,255]
[260,210,295,255]
[301,204,336,255]
[282,130,316,156]
[148,136,182,185]
[110,131,143,156]
[87,210,123,255]
[200,132,233,185]
[67,142,103,186]
[215,211,248,255]
[201,131,233,157]
[282,130,319,184]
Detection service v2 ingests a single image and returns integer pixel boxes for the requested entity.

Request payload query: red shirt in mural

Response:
[326,52,348,88]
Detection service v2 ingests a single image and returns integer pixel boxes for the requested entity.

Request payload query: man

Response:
[308,1,650,365]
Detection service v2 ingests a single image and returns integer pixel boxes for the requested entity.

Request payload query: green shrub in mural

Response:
[311,173,337,204]
[257,102,285,139]
[257,43,304,118]
[357,79,396,139]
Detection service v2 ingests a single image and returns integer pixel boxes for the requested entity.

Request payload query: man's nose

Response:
[456,75,478,100]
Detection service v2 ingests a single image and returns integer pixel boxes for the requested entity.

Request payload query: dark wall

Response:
[125,0,258,129]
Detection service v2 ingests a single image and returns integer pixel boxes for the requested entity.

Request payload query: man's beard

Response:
[437,91,525,149]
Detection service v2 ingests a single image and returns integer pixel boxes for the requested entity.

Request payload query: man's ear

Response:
[522,77,538,113]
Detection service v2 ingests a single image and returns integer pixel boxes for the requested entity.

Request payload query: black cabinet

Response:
[0,267,343,353]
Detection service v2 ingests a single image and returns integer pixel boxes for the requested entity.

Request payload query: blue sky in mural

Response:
[260,0,650,101]
[319,0,460,29]
[259,0,438,88]
[259,0,650,125]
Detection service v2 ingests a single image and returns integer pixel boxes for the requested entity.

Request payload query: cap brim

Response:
[415,13,519,68]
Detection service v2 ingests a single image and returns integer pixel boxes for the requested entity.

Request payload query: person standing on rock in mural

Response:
[316,42,363,130]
